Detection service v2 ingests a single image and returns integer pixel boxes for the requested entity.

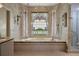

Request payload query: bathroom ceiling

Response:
[23,3,58,6]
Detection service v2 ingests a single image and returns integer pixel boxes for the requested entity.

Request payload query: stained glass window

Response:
[31,13,48,35]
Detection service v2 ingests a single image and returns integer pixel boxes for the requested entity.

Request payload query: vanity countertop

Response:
[0,37,13,44]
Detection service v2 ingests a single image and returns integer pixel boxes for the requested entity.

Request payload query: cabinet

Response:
[0,39,14,56]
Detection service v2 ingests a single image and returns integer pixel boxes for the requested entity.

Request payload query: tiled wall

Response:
[56,4,69,40]
[1,4,69,41]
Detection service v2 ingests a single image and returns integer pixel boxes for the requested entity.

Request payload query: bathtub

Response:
[14,37,66,42]
[14,37,66,53]
[14,38,52,42]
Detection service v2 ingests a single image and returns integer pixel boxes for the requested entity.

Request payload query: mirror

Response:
[0,7,10,39]
[0,7,7,38]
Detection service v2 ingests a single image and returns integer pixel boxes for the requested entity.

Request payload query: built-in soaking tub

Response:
[14,38,67,53]
[14,38,52,42]
[14,38,66,42]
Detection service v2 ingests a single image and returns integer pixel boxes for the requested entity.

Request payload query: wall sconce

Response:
[17,15,20,25]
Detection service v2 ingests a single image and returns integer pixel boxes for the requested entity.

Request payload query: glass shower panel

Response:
[71,4,79,49]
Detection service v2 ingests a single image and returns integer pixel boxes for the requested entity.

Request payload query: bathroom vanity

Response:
[0,38,14,56]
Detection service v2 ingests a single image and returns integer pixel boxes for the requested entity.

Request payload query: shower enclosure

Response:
[70,4,79,51]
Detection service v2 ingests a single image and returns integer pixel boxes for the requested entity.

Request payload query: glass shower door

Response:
[71,4,79,49]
